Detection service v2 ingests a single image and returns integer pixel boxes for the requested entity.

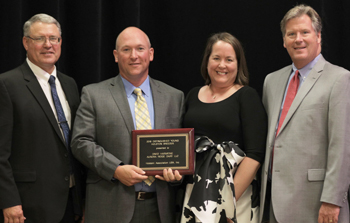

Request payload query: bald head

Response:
[113,26,154,86]
[115,27,151,50]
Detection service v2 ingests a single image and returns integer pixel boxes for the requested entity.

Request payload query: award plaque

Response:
[132,128,194,176]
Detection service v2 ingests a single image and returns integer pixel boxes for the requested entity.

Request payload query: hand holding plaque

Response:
[132,128,194,176]
[156,168,183,182]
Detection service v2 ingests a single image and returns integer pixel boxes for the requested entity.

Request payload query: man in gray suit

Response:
[260,5,350,223]
[71,27,184,223]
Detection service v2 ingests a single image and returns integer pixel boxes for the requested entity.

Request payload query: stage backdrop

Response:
[1,0,349,96]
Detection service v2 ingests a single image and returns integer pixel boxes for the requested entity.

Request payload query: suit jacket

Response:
[259,55,350,222]
[71,75,185,223]
[0,62,84,223]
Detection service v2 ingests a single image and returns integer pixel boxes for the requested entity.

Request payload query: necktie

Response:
[48,76,75,187]
[134,88,155,186]
[48,75,70,148]
[271,70,300,174]
[276,70,300,135]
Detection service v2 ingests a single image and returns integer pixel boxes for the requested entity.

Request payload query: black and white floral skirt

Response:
[180,137,245,223]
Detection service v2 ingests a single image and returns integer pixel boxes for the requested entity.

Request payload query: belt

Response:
[135,192,156,201]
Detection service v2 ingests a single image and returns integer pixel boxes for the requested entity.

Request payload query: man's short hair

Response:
[280,4,322,37]
[23,13,61,37]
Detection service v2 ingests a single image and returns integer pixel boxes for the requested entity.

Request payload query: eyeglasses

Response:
[26,36,61,45]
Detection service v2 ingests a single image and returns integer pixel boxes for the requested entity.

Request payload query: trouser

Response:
[130,196,161,223]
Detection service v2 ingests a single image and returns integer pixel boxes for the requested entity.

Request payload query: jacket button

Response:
[65,176,69,181]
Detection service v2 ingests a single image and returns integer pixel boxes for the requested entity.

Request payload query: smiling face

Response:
[113,27,154,86]
[283,14,321,69]
[23,22,61,74]
[207,40,238,88]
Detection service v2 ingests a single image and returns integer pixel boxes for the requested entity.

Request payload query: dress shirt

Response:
[27,58,75,187]
[269,54,321,180]
[274,53,321,135]
[121,76,154,129]
[121,75,156,192]
[27,58,72,130]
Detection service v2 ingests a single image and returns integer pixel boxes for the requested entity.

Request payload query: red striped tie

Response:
[276,70,300,135]
[271,70,300,173]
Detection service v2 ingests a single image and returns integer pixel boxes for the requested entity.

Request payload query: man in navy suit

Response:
[0,14,84,223]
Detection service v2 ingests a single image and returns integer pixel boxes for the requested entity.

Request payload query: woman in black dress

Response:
[159,32,267,223]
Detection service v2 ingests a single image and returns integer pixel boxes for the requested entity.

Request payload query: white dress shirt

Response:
[26,58,72,131]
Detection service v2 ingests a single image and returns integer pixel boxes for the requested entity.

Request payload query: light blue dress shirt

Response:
[269,54,321,180]
[121,76,156,192]
[275,54,322,135]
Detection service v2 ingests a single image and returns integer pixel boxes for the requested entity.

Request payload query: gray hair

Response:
[23,13,61,36]
[280,4,322,37]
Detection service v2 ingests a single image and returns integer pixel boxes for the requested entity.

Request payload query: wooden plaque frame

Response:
[132,128,194,176]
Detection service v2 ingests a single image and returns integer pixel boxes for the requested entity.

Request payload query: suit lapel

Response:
[21,62,66,144]
[58,72,75,112]
[109,75,134,133]
[149,78,164,129]
[278,56,326,135]
[268,67,291,141]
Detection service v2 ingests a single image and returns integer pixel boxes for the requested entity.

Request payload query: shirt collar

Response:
[26,58,57,82]
[292,54,321,79]
[121,75,151,98]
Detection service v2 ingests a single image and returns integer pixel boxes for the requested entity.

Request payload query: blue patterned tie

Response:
[48,76,70,149]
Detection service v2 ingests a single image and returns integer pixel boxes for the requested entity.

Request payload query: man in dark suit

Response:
[0,14,84,223]
[71,27,184,223]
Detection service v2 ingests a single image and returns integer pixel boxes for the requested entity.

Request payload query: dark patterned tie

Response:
[48,75,70,148]
[48,76,75,187]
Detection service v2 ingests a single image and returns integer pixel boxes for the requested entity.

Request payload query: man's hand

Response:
[318,202,340,223]
[3,205,26,223]
[114,165,148,186]
[155,168,182,182]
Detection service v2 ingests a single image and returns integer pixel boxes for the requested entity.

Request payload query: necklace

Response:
[209,84,235,100]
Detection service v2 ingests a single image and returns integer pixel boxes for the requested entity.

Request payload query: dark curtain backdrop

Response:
[1,0,349,96]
